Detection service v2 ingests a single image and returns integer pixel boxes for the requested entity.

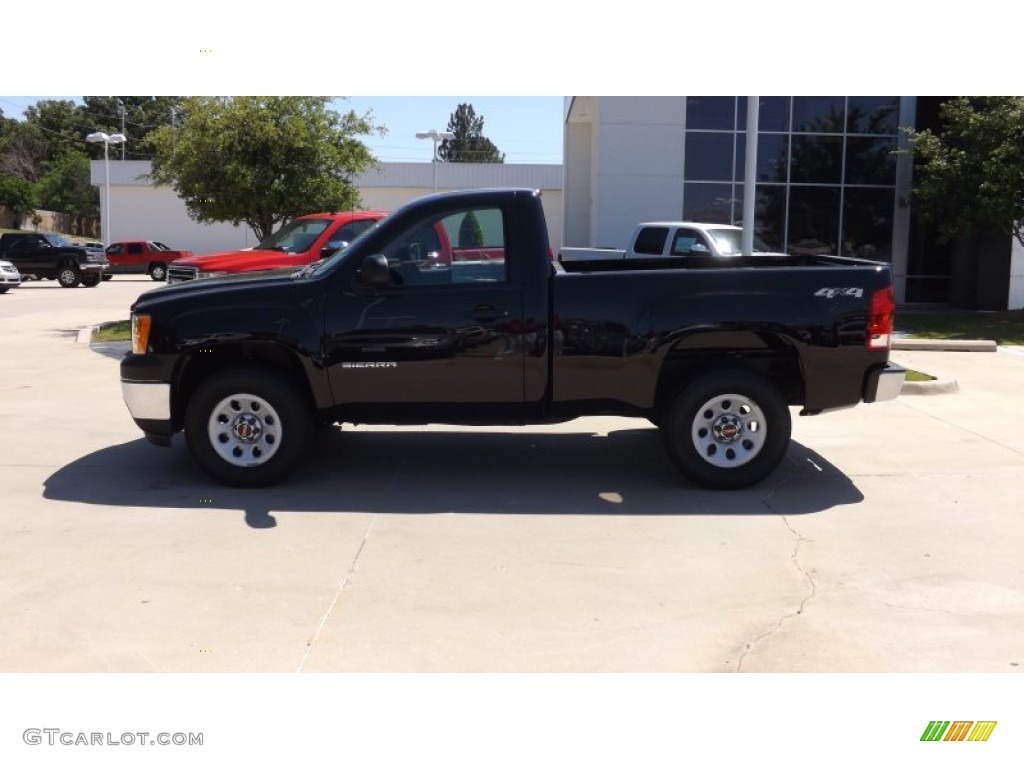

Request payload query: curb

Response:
[77,326,95,344]
[892,338,996,352]
[901,377,960,396]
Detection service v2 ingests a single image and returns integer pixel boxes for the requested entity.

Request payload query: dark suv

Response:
[0,233,109,288]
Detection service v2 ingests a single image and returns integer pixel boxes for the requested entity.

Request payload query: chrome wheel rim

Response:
[690,393,767,468]
[152,265,166,280]
[59,268,77,285]
[207,393,282,467]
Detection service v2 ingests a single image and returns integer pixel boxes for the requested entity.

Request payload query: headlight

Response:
[132,314,152,354]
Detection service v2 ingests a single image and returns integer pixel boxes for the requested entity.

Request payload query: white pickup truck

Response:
[558,222,783,262]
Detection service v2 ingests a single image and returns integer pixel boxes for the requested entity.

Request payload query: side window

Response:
[633,227,669,255]
[127,243,144,255]
[670,229,711,255]
[107,244,124,256]
[330,219,377,247]
[381,207,506,288]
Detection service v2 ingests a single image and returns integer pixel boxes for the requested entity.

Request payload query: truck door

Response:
[324,203,525,408]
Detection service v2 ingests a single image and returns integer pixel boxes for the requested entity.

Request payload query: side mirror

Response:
[357,253,390,288]
[321,240,348,259]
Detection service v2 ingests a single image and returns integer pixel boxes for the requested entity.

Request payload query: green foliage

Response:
[0,173,38,215]
[78,96,184,159]
[147,97,382,240]
[458,210,485,247]
[36,153,98,218]
[438,104,505,163]
[902,97,1024,247]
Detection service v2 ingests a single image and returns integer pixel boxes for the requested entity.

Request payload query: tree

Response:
[78,97,185,159]
[437,104,505,163]
[0,173,38,227]
[36,152,98,218]
[903,97,1024,247]
[147,97,382,240]
[458,210,484,246]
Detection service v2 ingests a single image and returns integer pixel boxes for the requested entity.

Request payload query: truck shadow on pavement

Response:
[44,426,864,528]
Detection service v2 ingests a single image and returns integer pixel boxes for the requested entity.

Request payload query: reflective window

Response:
[844,137,897,185]
[787,187,840,255]
[792,96,845,132]
[683,184,737,224]
[847,96,899,134]
[753,185,786,250]
[127,243,144,255]
[686,97,736,130]
[789,135,843,184]
[755,134,789,182]
[756,97,790,132]
[633,226,669,255]
[685,132,735,181]
[842,188,894,261]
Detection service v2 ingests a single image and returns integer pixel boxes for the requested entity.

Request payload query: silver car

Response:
[0,259,21,293]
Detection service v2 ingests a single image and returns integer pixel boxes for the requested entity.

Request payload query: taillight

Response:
[867,286,894,349]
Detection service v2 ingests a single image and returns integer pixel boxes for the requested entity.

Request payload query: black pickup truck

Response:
[0,233,109,287]
[120,188,904,490]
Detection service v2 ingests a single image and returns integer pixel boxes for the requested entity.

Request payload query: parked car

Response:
[0,259,21,292]
[105,240,194,281]
[0,232,108,287]
[166,212,390,283]
[121,188,904,490]
[558,222,785,262]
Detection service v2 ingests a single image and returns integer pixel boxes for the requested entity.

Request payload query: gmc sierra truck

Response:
[120,188,904,490]
[0,233,109,287]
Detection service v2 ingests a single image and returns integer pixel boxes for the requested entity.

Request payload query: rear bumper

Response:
[863,363,906,403]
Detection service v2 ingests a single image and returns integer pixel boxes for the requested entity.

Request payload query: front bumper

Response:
[863,363,906,403]
[81,263,108,274]
[122,380,173,446]
[0,274,20,287]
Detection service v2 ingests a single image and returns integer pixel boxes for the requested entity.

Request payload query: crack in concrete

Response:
[735,478,816,672]
[295,515,377,672]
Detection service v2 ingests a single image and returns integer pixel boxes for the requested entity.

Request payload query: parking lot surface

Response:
[1,277,1022,671]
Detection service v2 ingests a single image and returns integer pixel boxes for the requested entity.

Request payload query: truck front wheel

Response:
[57,264,82,288]
[185,367,313,487]
[662,371,791,490]
[149,262,167,281]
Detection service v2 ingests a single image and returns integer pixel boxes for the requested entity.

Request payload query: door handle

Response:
[468,304,509,322]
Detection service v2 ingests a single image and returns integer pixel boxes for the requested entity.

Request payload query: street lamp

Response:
[415,129,454,193]
[86,131,127,246]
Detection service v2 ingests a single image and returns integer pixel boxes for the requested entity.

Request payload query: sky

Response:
[0,96,565,165]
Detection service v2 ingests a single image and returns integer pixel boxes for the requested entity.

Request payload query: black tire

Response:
[185,367,314,487]
[0,286,8,294]
[662,370,791,490]
[57,264,82,288]
[102,273,113,281]
[82,273,101,287]
[149,262,167,281]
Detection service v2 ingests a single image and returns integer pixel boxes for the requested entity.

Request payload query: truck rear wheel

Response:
[82,273,101,287]
[185,367,313,487]
[662,371,791,489]
[57,264,82,288]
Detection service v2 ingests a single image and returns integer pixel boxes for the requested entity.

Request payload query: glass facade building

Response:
[681,96,903,262]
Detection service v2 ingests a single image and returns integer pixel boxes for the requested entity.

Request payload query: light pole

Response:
[415,129,454,193]
[86,131,127,246]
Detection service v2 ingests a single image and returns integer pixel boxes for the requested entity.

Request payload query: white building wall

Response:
[1009,237,1024,310]
[92,161,563,255]
[589,97,686,249]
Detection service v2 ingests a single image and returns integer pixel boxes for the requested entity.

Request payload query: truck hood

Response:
[171,248,305,272]
[133,266,307,307]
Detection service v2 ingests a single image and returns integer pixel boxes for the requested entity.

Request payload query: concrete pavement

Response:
[0,277,1022,672]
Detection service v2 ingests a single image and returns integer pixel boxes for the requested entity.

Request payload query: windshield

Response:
[706,228,771,255]
[44,234,73,247]
[256,219,331,253]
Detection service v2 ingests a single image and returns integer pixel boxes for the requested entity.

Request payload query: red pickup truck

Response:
[166,211,388,284]
[105,241,193,281]
[165,208,506,284]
